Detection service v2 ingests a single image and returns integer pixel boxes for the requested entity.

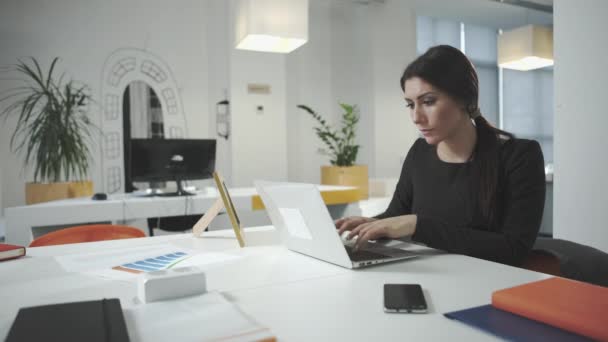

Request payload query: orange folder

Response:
[492,277,608,341]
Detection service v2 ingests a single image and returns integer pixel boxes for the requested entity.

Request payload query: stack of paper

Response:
[54,244,241,281]
[124,291,275,342]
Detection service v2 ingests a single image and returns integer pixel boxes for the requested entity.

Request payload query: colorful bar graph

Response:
[114,251,189,273]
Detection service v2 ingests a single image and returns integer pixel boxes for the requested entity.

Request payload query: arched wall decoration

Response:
[99,48,188,193]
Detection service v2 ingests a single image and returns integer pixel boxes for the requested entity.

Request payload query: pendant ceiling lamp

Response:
[235,0,309,54]
[498,24,553,71]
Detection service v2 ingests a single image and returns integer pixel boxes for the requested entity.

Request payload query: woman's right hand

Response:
[335,216,377,236]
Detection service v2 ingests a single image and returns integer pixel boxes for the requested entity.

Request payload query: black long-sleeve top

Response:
[376,138,546,266]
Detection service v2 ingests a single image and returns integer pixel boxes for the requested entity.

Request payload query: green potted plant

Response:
[0,57,95,204]
[297,103,368,199]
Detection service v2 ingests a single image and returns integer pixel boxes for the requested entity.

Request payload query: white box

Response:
[137,266,207,303]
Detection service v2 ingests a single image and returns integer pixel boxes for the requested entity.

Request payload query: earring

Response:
[469,108,481,119]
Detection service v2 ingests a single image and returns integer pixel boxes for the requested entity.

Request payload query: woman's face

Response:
[403,77,469,145]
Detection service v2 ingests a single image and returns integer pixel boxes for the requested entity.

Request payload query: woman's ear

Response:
[457,103,470,118]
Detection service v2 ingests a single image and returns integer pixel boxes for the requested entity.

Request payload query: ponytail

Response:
[473,115,514,226]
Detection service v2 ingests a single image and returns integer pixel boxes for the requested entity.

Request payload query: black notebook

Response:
[6,298,130,342]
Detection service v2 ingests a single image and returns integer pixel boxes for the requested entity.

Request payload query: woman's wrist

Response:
[410,214,417,235]
[402,214,417,237]
[382,214,418,239]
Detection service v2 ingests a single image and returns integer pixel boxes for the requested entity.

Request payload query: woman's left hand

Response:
[346,215,418,251]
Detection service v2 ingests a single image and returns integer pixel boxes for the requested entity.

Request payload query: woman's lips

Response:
[420,129,433,136]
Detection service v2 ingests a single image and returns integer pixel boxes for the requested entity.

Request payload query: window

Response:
[416,17,499,127]
[502,69,554,162]
[416,16,460,54]
[465,23,499,127]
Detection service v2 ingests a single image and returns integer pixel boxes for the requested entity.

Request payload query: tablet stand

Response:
[191,172,246,248]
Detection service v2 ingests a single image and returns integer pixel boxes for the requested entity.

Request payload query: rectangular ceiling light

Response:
[235,0,309,54]
[498,25,553,71]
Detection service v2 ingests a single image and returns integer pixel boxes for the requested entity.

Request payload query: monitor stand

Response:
[132,180,193,197]
[131,184,166,197]
[141,188,166,197]
[158,178,194,197]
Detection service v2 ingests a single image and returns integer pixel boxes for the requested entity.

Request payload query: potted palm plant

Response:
[298,103,368,199]
[1,57,95,204]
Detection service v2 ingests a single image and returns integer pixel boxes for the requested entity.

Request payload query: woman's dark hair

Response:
[400,45,514,226]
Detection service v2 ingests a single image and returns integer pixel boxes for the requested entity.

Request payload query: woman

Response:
[336,45,546,266]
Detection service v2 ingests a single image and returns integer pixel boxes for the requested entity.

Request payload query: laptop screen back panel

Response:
[257,182,353,268]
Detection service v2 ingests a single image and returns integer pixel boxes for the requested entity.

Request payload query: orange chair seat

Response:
[29,224,145,247]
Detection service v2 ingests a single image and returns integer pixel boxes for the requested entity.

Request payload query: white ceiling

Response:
[342,0,553,29]
[529,0,553,6]
[411,0,553,30]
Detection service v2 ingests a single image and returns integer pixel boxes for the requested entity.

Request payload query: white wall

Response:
[232,0,420,187]
[553,0,608,252]
[0,0,422,209]
[0,0,211,206]
[229,48,289,186]
[370,1,418,177]
[229,0,288,187]
[329,2,375,173]
[285,0,382,184]
[286,0,419,183]
[206,0,233,185]
[0,163,3,217]
[285,0,334,184]
[0,163,3,236]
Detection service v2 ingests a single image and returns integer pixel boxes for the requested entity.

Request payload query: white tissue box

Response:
[137,266,207,303]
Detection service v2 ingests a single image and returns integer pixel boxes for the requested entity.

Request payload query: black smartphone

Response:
[383,284,427,313]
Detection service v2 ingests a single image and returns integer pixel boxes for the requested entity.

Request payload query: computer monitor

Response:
[129,138,216,196]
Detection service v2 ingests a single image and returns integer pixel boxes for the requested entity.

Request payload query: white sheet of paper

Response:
[84,268,138,282]
[278,207,313,240]
[55,244,190,273]
[83,252,242,281]
[176,252,241,268]
[124,291,274,342]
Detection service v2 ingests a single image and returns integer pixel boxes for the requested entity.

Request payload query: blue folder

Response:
[444,305,593,342]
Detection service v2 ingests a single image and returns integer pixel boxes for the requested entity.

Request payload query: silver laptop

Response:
[254,181,417,269]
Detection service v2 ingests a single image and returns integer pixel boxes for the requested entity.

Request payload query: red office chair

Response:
[29,224,145,247]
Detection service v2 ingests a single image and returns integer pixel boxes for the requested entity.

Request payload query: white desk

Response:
[0,226,549,341]
[4,185,360,246]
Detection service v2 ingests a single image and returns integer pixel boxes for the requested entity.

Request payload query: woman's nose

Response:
[411,107,424,124]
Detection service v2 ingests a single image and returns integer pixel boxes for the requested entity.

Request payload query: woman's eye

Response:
[406,103,414,109]
[423,99,436,106]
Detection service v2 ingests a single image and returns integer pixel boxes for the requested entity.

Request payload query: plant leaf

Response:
[298,102,360,166]
[1,57,94,182]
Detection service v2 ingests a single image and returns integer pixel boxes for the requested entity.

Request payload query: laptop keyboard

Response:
[344,245,391,262]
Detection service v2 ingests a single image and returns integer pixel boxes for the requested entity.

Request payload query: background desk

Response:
[0,226,549,341]
[5,185,360,246]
